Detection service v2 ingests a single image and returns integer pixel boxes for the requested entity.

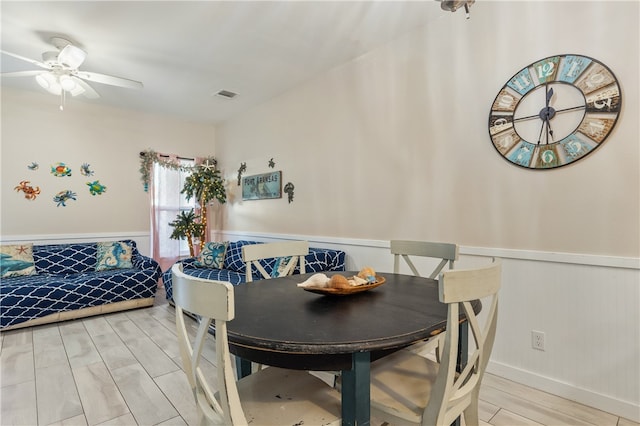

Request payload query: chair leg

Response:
[463,389,480,426]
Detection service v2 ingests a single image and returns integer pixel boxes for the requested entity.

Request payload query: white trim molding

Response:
[1,232,152,257]
[219,231,639,269]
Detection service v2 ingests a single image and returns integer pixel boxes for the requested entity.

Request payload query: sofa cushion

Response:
[195,241,228,269]
[34,243,97,275]
[271,256,293,278]
[223,240,261,273]
[96,241,134,271]
[1,244,36,278]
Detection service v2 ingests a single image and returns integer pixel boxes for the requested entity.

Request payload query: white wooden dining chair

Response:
[366,258,501,426]
[242,240,308,282]
[171,263,341,426]
[391,240,459,359]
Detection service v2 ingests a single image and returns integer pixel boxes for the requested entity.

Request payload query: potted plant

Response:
[171,158,226,255]
[168,210,204,257]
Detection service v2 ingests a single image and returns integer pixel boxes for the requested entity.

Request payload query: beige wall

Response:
[216,1,640,258]
[1,88,215,238]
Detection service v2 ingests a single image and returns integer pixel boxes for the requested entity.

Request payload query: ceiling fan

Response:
[439,0,475,18]
[1,37,143,109]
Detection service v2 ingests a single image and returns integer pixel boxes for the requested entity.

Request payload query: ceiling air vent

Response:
[215,90,238,99]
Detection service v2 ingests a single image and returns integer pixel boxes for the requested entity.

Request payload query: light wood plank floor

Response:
[1,289,637,426]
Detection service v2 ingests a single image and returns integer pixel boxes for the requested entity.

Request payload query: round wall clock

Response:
[488,54,621,169]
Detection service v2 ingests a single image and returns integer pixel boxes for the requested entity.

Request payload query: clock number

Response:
[593,98,612,110]
[498,94,515,110]
[536,62,555,80]
[585,72,605,89]
[507,69,535,95]
[566,61,580,79]
[508,141,535,167]
[492,89,520,112]
[540,149,557,166]
[489,114,513,135]
[585,120,605,136]
[558,55,592,83]
[586,85,621,113]
[578,116,615,142]
[511,76,530,92]
[492,128,520,154]
[575,63,615,94]
[534,148,559,169]
[560,134,593,160]
[532,56,560,84]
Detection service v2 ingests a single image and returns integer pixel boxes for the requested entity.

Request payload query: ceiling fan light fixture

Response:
[35,73,51,89]
[59,75,76,91]
[58,44,87,69]
[35,72,62,94]
[68,79,86,96]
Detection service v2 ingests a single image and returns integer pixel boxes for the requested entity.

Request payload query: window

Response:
[150,157,195,271]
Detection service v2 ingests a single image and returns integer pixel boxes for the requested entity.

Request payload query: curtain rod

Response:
[139,151,194,161]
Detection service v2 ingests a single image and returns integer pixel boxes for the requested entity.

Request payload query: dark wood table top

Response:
[227,271,455,370]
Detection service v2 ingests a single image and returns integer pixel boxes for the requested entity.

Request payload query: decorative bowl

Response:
[302,276,385,296]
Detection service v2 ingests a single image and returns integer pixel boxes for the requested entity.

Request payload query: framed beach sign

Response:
[242,171,282,200]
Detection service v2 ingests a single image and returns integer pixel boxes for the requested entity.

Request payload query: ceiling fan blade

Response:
[75,71,143,90]
[1,70,43,77]
[73,77,100,99]
[1,50,50,69]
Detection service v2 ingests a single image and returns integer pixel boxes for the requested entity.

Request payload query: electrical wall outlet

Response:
[531,330,545,351]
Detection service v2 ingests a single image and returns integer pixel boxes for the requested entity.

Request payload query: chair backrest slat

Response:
[242,240,309,282]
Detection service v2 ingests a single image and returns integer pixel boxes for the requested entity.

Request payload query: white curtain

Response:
[149,156,195,274]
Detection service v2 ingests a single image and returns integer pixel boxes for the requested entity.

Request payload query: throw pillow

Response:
[196,241,228,269]
[0,244,37,278]
[270,256,293,278]
[96,241,133,271]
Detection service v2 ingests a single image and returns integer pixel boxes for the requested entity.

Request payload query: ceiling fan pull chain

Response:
[60,89,65,111]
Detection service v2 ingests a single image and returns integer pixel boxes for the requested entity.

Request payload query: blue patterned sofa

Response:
[162,240,346,302]
[1,240,162,331]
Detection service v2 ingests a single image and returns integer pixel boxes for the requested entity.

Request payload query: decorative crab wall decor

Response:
[268,158,275,168]
[80,163,95,176]
[87,180,107,195]
[53,190,77,207]
[14,181,41,200]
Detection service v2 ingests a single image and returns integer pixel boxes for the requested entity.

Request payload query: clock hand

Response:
[537,119,546,145]
[546,118,554,144]
[513,104,585,122]
[546,86,554,107]
[553,105,586,114]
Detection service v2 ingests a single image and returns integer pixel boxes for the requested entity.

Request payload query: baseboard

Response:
[487,360,640,422]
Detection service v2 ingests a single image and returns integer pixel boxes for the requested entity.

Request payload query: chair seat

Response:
[370,350,441,424]
[235,367,341,425]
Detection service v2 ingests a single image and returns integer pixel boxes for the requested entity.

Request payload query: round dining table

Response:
[227,271,476,426]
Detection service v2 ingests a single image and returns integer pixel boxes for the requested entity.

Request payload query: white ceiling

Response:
[1,1,451,124]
